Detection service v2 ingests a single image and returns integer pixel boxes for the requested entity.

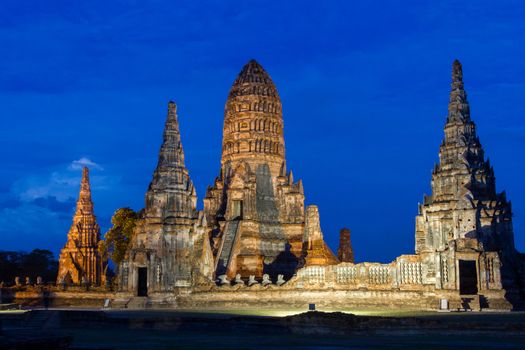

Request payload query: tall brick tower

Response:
[57,167,105,285]
[415,60,522,302]
[204,60,336,280]
[120,102,201,295]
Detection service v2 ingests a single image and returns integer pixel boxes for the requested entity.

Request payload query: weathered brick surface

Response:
[57,167,105,286]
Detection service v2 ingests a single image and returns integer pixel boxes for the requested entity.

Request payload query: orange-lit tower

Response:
[205,60,336,280]
[57,167,105,285]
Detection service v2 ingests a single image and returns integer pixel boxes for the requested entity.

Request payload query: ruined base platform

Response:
[3,288,515,312]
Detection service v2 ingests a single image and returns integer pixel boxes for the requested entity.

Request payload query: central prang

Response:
[205,59,337,279]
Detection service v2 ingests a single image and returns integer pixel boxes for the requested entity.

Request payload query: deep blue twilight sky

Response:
[1,1,524,263]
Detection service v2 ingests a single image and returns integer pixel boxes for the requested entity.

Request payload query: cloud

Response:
[68,157,104,171]
[0,194,74,214]
[14,171,81,202]
[10,158,105,203]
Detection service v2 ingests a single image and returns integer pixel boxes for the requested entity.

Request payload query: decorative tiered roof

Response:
[416,60,514,256]
[222,59,285,176]
[429,60,496,203]
[57,167,104,285]
[145,101,197,219]
[228,59,280,99]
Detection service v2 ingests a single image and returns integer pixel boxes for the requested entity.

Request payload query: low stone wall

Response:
[2,287,111,308]
[178,286,438,310]
[3,279,514,311]
[292,260,425,291]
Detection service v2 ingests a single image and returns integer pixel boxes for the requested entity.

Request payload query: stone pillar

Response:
[337,228,354,263]
[302,206,338,266]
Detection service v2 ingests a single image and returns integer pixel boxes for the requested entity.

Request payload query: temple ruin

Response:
[204,60,337,280]
[57,167,106,286]
[119,102,211,296]
[62,59,525,310]
[337,228,354,263]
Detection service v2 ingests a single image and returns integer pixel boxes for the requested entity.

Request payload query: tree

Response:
[99,207,139,271]
[21,249,58,282]
[0,249,57,284]
[0,251,23,283]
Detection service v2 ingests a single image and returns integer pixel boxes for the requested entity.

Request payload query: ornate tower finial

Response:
[157,101,185,168]
[144,101,196,219]
[447,59,470,124]
[452,59,463,83]
[75,166,94,216]
[81,166,90,190]
[436,60,493,196]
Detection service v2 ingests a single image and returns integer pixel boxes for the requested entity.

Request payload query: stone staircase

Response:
[448,295,480,311]
[446,293,515,311]
[216,220,240,276]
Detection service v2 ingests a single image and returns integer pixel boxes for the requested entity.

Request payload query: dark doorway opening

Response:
[459,260,478,295]
[137,267,148,297]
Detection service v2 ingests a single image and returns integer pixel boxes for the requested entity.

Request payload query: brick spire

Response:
[157,101,186,168]
[416,60,513,255]
[447,59,470,124]
[57,166,105,285]
[72,166,99,246]
[75,166,94,216]
[430,60,496,202]
[144,101,196,219]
